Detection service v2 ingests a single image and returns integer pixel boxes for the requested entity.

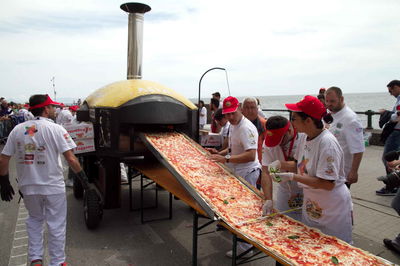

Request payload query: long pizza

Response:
[144,132,393,266]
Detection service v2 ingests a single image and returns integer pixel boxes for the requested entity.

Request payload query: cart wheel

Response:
[84,189,103,229]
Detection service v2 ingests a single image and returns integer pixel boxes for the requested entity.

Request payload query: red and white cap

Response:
[265,121,290,147]
[285,95,327,120]
[222,96,240,114]
[69,105,79,112]
[29,95,61,110]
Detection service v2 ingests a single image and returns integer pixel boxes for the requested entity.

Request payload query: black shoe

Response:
[376,187,398,196]
[383,238,400,255]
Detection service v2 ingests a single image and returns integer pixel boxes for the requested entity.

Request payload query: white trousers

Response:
[235,168,260,252]
[24,193,67,266]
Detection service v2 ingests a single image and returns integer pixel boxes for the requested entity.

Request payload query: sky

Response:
[1,0,399,103]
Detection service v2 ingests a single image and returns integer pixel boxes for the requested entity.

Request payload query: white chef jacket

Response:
[329,105,365,177]
[228,116,261,177]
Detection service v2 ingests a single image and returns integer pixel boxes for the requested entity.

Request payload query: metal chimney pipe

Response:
[120,3,151,80]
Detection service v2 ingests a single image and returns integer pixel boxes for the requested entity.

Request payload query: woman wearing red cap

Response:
[269,95,352,244]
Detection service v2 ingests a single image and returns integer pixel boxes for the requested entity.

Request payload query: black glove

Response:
[76,170,103,204]
[76,170,90,190]
[0,174,15,201]
[384,151,400,162]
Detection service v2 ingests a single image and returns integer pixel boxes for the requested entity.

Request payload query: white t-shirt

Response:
[262,133,307,220]
[2,117,77,195]
[221,122,230,138]
[329,105,365,177]
[228,116,261,175]
[199,106,207,126]
[295,129,352,243]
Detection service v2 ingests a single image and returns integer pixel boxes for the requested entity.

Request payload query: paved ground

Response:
[1,144,400,265]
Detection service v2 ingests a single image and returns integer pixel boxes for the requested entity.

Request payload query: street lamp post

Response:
[197,67,226,142]
[51,76,56,101]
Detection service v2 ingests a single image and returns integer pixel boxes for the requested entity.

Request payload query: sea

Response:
[197,92,396,130]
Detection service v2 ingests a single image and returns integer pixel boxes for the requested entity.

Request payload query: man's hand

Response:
[268,160,281,173]
[0,174,15,201]
[262,200,273,216]
[271,172,294,183]
[210,154,226,163]
[205,148,218,154]
[346,170,358,185]
[387,159,400,169]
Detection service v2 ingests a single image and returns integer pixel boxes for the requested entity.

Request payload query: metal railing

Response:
[261,109,380,129]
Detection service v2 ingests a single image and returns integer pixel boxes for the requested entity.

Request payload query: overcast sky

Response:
[1,0,399,103]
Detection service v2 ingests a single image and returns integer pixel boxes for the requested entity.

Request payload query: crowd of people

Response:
[205,82,400,258]
[0,97,80,144]
[1,81,400,265]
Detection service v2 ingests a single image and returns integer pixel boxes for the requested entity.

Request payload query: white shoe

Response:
[226,249,253,258]
[65,179,73,187]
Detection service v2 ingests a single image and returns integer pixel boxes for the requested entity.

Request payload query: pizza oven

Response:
[77,2,198,156]
[74,2,198,212]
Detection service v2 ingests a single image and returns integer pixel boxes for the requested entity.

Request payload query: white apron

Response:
[276,180,303,221]
[302,183,352,243]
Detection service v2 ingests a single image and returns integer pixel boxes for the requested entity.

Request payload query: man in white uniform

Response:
[261,116,306,221]
[0,94,94,266]
[325,87,364,188]
[209,96,260,257]
[210,96,261,186]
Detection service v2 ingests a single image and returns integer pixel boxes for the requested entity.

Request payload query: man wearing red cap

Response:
[260,116,306,221]
[209,96,261,257]
[268,95,353,244]
[0,94,95,266]
[209,96,261,185]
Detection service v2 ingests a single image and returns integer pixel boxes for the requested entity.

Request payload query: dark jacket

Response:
[379,110,394,128]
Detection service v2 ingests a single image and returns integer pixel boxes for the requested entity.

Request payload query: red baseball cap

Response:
[396,105,400,111]
[29,95,61,110]
[265,121,290,147]
[222,96,240,114]
[69,105,79,112]
[285,95,327,120]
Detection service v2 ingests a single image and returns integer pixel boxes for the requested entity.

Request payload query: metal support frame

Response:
[128,170,173,223]
[192,211,217,266]
[231,235,267,265]
[191,211,268,266]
